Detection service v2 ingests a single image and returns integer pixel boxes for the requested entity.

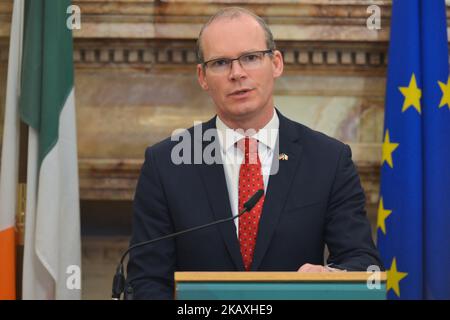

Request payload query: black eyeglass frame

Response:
[202,49,274,70]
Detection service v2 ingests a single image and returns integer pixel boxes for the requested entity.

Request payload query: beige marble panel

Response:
[359,99,385,143]
[276,74,386,97]
[275,95,384,148]
[274,74,385,148]
[75,69,386,161]
[75,69,215,159]
[276,95,363,141]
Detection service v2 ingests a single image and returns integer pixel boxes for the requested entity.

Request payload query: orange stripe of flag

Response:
[0,227,16,300]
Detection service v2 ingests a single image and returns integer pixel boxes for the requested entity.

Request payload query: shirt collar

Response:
[216,109,279,153]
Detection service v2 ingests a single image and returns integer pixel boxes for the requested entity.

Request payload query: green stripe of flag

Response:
[19,0,74,166]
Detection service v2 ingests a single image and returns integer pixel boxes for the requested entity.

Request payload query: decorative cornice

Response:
[70,40,388,71]
[0,41,387,71]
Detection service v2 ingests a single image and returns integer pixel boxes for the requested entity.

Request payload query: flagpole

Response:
[15,121,28,300]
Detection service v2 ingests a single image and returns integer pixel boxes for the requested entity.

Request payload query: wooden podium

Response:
[175,272,387,300]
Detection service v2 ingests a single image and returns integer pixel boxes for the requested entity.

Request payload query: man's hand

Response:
[297,263,330,272]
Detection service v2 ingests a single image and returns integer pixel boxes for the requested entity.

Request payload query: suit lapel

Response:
[196,117,245,271]
[251,111,304,270]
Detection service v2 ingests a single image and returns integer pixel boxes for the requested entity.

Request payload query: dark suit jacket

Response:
[126,110,383,299]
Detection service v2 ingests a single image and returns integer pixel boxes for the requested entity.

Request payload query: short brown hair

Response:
[196,7,276,63]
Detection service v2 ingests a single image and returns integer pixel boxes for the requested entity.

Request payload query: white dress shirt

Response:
[215,110,280,236]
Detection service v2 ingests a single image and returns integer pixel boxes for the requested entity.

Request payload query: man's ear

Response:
[271,50,284,79]
[197,64,209,91]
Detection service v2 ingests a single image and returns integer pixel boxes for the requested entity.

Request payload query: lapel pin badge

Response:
[278,153,288,161]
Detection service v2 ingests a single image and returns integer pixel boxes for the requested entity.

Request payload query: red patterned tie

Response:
[237,137,265,271]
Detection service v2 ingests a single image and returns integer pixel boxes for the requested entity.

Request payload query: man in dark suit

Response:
[126,7,383,299]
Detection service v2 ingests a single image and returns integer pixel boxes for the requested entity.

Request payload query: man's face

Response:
[197,15,283,126]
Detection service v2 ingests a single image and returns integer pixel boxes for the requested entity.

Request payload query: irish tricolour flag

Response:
[0,0,81,300]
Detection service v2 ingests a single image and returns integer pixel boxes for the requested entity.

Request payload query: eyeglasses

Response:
[202,49,273,74]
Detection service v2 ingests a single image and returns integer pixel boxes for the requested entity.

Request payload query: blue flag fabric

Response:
[377,0,450,299]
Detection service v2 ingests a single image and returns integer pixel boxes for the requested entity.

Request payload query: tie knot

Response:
[236,137,259,165]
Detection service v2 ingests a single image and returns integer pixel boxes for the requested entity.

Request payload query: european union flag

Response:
[377,0,450,299]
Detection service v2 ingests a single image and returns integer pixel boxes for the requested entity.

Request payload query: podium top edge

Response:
[175,272,387,282]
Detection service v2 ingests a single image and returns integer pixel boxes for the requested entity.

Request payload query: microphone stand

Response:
[112,189,264,300]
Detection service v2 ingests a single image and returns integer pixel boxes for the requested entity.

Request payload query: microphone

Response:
[112,189,264,300]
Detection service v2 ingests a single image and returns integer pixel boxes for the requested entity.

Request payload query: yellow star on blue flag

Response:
[399,73,422,113]
[381,130,399,169]
[438,76,450,109]
[387,258,408,297]
[377,198,392,235]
